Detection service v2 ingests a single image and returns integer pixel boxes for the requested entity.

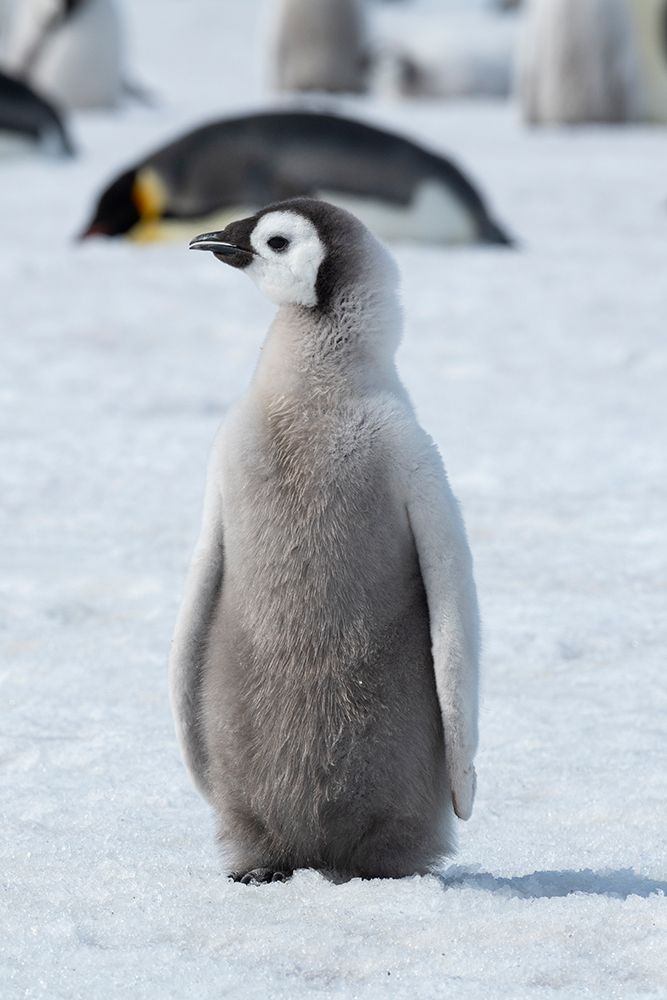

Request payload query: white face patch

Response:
[246,210,326,308]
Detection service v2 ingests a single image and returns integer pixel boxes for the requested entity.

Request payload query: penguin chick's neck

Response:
[254,278,403,401]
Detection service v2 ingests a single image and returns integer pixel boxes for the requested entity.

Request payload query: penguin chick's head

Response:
[189,198,398,311]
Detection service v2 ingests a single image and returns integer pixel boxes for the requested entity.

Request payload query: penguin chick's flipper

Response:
[168,433,226,802]
[230,869,292,885]
[406,433,480,821]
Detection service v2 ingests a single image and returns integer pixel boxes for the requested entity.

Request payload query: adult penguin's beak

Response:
[189,218,256,268]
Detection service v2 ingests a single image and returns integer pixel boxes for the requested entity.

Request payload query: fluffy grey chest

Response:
[228,398,405,610]
[251,399,380,518]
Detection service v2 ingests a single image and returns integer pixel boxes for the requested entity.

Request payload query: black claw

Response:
[229,867,291,885]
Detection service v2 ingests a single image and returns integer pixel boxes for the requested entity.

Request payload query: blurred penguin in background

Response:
[0,1,12,34]
[371,0,519,100]
[377,20,517,99]
[79,110,511,247]
[517,0,640,124]
[0,67,73,155]
[1,0,125,109]
[628,0,667,122]
[270,0,371,94]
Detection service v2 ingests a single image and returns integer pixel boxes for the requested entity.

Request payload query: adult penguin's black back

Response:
[0,69,74,156]
[81,110,511,245]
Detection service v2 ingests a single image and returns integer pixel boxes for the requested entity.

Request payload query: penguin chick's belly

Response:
[202,437,447,869]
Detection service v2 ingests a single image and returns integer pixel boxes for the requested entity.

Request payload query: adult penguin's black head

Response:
[79,168,140,238]
[79,165,172,239]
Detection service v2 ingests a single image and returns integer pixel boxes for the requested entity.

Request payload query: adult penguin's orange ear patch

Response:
[131,167,168,222]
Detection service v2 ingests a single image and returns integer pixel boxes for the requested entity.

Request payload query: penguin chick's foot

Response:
[229,868,291,885]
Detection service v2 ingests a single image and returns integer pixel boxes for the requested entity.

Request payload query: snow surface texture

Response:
[1,1,666,998]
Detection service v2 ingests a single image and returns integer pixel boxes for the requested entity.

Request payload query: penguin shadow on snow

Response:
[438,866,667,900]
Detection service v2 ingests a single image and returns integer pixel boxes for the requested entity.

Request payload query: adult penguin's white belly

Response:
[319,182,478,244]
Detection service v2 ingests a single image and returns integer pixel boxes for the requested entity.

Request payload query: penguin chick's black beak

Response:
[189,230,254,269]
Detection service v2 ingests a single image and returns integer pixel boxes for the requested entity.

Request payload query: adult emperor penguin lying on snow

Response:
[170,198,480,883]
[80,110,511,246]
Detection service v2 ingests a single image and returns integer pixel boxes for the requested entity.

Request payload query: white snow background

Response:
[1,1,666,997]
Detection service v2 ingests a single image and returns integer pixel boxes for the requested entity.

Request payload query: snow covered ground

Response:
[1,1,666,997]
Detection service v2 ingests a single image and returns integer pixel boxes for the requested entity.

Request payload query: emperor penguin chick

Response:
[172,198,480,884]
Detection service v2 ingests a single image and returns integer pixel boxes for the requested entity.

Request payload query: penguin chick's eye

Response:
[267,236,290,252]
